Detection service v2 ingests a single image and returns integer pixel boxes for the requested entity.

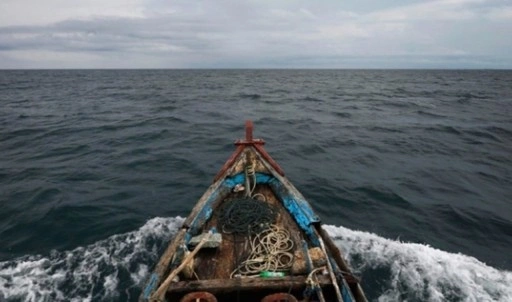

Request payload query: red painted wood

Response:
[214,120,285,181]
[180,291,217,302]
[213,145,244,182]
[261,293,298,302]
[254,144,285,176]
[235,138,265,146]
[245,120,253,141]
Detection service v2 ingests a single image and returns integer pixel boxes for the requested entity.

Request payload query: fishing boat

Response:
[140,121,367,302]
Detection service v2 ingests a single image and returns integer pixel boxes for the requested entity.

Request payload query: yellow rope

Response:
[245,163,257,198]
[230,225,294,278]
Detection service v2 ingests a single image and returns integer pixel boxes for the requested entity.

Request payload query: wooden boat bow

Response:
[140,120,367,302]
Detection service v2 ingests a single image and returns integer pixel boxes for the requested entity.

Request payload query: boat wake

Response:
[0,217,183,302]
[325,225,512,302]
[1,217,510,302]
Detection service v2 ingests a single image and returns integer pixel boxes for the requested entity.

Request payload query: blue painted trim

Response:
[267,178,320,223]
[142,272,159,299]
[224,172,274,187]
[327,256,356,302]
[301,240,312,273]
[186,184,229,235]
[282,196,319,245]
[341,277,356,302]
[267,177,321,246]
[187,172,273,234]
[184,232,192,244]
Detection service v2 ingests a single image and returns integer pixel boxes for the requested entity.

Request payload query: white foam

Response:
[324,225,512,302]
[0,216,183,302]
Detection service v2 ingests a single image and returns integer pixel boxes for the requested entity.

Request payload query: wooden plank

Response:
[253,144,285,176]
[314,229,344,302]
[139,228,186,301]
[183,145,249,230]
[154,229,187,277]
[152,232,212,301]
[317,226,368,302]
[213,145,245,181]
[167,275,332,294]
[182,179,231,232]
[317,227,352,273]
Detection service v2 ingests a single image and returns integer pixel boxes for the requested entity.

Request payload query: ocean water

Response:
[0,69,511,302]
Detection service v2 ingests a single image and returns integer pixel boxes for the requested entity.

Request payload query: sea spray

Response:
[0,217,183,302]
[325,225,512,302]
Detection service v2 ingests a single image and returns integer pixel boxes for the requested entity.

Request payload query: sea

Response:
[0,69,511,302]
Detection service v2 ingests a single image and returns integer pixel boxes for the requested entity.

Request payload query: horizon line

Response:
[2,67,512,71]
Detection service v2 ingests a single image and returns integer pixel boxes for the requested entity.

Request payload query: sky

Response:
[0,0,511,69]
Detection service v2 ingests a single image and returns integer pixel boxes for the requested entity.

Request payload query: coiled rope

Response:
[218,198,277,235]
[230,225,294,278]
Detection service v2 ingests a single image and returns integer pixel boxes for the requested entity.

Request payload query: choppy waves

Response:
[326,225,512,302]
[0,217,182,302]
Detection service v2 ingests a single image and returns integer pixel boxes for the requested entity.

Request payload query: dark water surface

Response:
[0,69,511,301]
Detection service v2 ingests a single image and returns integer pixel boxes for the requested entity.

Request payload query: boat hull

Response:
[140,121,367,302]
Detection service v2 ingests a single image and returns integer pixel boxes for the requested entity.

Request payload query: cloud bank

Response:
[0,0,511,68]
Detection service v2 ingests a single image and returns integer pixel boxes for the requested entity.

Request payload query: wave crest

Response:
[0,217,183,302]
[325,225,512,302]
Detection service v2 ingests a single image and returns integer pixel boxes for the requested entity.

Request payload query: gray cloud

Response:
[0,0,511,68]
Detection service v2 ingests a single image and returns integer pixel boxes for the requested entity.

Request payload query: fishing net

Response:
[218,198,277,235]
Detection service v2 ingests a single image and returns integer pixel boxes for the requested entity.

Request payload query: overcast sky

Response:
[1,0,511,69]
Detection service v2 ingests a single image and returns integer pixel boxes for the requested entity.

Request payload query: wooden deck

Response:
[167,275,332,293]
[192,184,309,280]
[163,183,324,301]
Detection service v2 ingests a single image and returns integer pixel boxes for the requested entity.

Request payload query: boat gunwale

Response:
[140,122,368,302]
